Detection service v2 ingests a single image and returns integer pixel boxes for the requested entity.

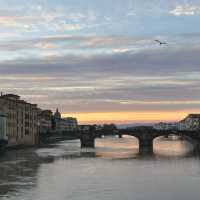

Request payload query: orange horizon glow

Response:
[62,111,193,124]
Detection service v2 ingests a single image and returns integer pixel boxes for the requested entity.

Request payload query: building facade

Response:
[0,94,38,146]
[153,122,178,130]
[37,109,53,133]
[178,114,200,131]
[62,117,78,131]
[0,113,7,140]
[52,109,78,132]
[153,114,200,131]
[52,108,62,131]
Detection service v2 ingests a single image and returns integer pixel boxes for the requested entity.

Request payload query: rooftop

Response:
[1,94,20,100]
[0,93,37,107]
[188,114,200,118]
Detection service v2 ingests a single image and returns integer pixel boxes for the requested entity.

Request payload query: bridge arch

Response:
[118,130,196,154]
[119,134,140,147]
[80,129,199,154]
[151,133,195,144]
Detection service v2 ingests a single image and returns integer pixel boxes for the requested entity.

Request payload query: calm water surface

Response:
[0,136,200,200]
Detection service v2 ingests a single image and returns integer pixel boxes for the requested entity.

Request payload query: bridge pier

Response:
[138,138,153,155]
[80,132,95,148]
[191,140,200,155]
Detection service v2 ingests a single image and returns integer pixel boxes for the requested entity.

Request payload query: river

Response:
[0,136,200,200]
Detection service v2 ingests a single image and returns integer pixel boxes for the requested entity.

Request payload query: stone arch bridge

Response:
[80,127,200,154]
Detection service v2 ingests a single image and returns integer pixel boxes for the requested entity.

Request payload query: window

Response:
[25,129,29,135]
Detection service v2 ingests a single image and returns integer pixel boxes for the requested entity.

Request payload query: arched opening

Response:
[153,134,194,157]
[95,134,139,158]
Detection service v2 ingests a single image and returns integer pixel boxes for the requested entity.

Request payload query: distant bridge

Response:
[39,127,200,154]
[80,127,200,154]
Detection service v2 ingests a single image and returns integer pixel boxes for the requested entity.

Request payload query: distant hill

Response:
[117,123,154,129]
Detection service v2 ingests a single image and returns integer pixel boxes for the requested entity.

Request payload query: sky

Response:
[0,0,200,124]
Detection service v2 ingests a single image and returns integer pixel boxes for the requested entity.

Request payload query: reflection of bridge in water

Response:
[80,127,200,154]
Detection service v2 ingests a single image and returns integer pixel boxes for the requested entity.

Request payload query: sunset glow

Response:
[62,111,192,124]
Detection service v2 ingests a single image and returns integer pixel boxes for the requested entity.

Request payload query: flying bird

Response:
[154,39,167,45]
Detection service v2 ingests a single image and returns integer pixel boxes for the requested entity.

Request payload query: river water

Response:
[0,136,200,200]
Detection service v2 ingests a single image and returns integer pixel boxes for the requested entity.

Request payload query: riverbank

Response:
[3,135,79,152]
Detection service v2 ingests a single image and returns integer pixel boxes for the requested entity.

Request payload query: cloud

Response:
[0,30,200,115]
[170,4,200,16]
[0,32,200,114]
[0,33,200,75]
[0,4,96,35]
[34,42,59,50]
[0,35,157,62]
[1,1,200,122]
[0,33,196,60]
[62,24,83,31]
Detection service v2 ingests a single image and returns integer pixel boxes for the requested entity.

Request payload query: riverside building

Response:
[62,117,78,131]
[37,109,53,133]
[52,109,78,132]
[178,114,200,131]
[0,113,7,140]
[0,94,38,146]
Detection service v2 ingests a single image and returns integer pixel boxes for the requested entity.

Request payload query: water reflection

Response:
[95,136,139,159]
[154,137,194,158]
[0,136,200,200]
[0,149,39,199]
